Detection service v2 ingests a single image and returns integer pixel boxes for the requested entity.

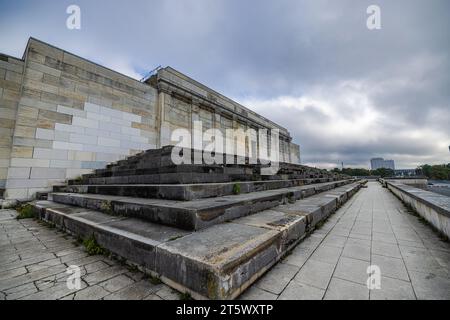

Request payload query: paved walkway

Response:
[240,181,450,300]
[1,181,449,300]
[0,210,177,300]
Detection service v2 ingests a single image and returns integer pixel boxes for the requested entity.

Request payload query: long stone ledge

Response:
[57,178,341,201]
[50,179,354,230]
[385,181,450,238]
[32,181,364,299]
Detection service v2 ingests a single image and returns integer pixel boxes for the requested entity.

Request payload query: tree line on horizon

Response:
[329,163,450,180]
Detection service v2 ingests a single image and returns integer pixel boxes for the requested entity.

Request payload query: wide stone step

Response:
[32,181,363,299]
[57,178,341,200]
[68,161,337,185]
[50,180,354,230]
[68,172,331,186]
[67,147,345,185]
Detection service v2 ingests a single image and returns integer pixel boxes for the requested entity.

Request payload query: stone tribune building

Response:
[0,38,300,200]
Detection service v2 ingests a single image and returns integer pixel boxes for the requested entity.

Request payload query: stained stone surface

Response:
[30,181,362,299]
[3,181,449,300]
[50,179,353,230]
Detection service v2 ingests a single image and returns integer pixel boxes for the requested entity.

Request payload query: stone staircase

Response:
[31,146,364,299]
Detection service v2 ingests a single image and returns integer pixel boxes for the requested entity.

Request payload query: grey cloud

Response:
[0,0,448,168]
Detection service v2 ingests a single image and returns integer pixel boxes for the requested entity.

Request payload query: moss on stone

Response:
[83,235,108,256]
[232,183,241,195]
[16,203,35,220]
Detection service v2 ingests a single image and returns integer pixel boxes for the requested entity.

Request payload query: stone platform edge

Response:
[31,181,365,299]
[384,180,450,238]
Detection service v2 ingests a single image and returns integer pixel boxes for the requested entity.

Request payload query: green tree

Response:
[371,168,395,178]
[418,164,450,180]
[338,168,371,177]
[420,164,432,178]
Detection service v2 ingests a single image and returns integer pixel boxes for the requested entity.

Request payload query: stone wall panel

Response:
[1,38,299,199]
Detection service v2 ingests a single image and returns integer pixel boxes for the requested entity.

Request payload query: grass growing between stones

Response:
[37,219,56,229]
[15,203,35,220]
[100,200,114,215]
[127,264,139,273]
[315,220,324,229]
[83,235,108,256]
[232,183,241,195]
[179,292,193,300]
[168,235,184,241]
[287,192,296,204]
[145,273,162,285]
[72,236,83,247]
[73,175,83,183]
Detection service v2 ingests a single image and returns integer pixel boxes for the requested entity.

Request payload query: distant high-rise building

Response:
[370,157,395,170]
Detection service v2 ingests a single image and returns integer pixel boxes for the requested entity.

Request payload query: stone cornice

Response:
[157,78,292,141]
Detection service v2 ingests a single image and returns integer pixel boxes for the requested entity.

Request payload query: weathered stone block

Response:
[68,150,95,161]
[6,178,48,188]
[28,39,64,61]
[33,148,68,160]
[36,118,55,129]
[55,123,84,134]
[5,188,28,199]
[69,133,96,145]
[25,68,44,81]
[13,137,52,148]
[17,105,39,119]
[11,146,33,158]
[72,116,98,129]
[98,137,120,147]
[28,61,61,77]
[0,59,23,73]
[14,125,36,138]
[10,157,50,168]
[57,105,86,117]
[50,159,81,169]
[0,118,15,129]
[38,109,72,124]
[35,128,54,140]
[23,78,58,94]
[7,167,31,179]
[0,147,11,158]
[20,97,57,112]
[30,167,66,179]
[53,141,83,151]
[84,102,100,113]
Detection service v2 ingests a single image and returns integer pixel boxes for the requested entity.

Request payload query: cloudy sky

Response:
[1,0,449,169]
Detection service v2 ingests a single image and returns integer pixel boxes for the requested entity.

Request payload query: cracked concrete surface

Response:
[0,209,179,300]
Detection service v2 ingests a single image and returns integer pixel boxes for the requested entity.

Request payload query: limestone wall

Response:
[2,38,158,199]
[153,67,299,163]
[386,182,450,239]
[0,54,24,192]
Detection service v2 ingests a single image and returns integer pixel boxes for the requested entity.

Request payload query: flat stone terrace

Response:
[1,181,449,300]
[240,181,450,300]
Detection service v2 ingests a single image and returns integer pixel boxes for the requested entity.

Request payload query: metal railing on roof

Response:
[140,65,162,82]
